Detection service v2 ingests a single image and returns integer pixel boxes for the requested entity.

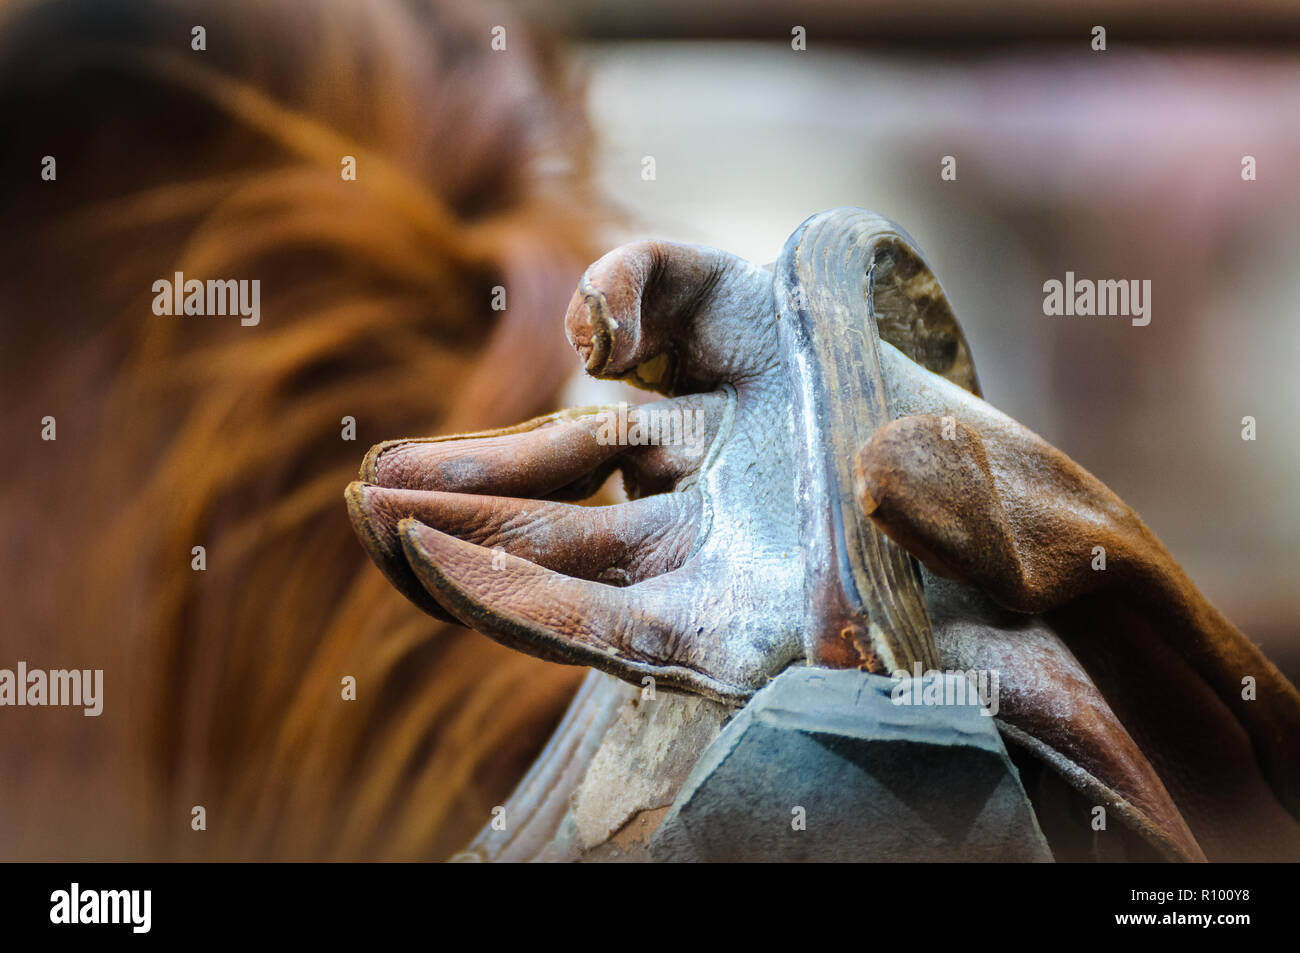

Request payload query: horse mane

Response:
[0,0,598,859]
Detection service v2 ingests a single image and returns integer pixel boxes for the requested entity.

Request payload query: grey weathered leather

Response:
[348,210,1300,862]
[350,242,809,702]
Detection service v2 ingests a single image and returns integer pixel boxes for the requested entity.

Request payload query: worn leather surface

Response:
[350,240,805,702]
[864,343,1300,860]
[650,667,1054,862]
[349,222,1300,861]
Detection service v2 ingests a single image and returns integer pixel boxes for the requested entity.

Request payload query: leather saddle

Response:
[348,209,1300,862]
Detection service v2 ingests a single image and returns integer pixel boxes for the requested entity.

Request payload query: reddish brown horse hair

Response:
[0,0,599,859]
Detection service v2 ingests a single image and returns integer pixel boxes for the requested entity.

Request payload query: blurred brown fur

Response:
[0,0,597,859]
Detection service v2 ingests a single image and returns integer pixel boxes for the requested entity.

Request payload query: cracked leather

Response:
[348,209,1300,862]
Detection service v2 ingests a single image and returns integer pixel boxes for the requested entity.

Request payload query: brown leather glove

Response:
[348,239,809,703]
[348,209,1300,862]
[856,351,1300,861]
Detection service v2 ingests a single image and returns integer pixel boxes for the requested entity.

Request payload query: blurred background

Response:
[0,0,1296,860]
